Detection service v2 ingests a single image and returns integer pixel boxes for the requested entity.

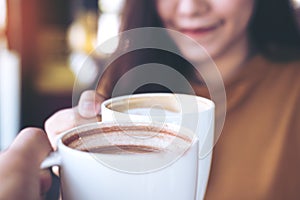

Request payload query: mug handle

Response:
[40,151,62,169]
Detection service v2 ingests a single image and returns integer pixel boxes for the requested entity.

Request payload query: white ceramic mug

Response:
[101,93,215,200]
[41,122,199,200]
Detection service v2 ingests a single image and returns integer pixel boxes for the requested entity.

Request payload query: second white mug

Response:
[101,93,215,200]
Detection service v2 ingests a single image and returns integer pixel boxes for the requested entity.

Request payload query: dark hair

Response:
[120,0,300,60]
[249,0,300,60]
[119,1,162,30]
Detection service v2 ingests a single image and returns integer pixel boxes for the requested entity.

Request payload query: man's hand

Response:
[0,128,52,200]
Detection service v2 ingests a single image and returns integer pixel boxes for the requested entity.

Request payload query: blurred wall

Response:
[7,0,74,129]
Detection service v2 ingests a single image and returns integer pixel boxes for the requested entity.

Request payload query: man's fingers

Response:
[78,90,105,118]
[0,128,53,200]
[39,169,52,195]
[9,128,52,165]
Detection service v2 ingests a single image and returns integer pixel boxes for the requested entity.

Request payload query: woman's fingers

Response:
[45,90,106,148]
[45,107,96,148]
[45,108,78,148]
[78,90,105,118]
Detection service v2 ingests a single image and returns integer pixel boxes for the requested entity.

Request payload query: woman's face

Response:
[156,0,255,62]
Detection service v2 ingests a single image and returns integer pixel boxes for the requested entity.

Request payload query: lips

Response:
[179,21,223,39]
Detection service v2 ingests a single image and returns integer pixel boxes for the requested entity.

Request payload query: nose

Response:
[177,0,209,17]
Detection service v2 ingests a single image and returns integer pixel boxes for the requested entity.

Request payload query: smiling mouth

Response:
[179,21,223,38]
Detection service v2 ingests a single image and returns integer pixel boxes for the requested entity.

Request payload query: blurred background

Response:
[0,0,124,150]
[0,0,123,198]
[0,0,299,198]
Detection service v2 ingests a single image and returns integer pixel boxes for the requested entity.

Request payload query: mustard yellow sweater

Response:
[204,55,300,200]
[97,54,300,199]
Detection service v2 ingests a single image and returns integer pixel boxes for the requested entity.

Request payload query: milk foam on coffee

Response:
[126,107,178,117]
[107,96,183,125]
[62,123,196,173]
[107,95,182,114]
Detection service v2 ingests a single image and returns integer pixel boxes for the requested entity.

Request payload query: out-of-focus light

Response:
[67,22,87,51]
[96,0,124,54]
[99,0,124,13]
[293,0,300,8]
[97,13,119,54]
[69,52,99,87]
[0,0,6,30]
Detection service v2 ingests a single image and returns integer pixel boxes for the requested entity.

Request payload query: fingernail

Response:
[79,101,96,118]
[82,101,94,110]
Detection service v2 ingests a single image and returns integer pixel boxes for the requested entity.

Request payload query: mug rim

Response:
[102,93,215,117]
[55,121,199,174]
[57,121,198,149]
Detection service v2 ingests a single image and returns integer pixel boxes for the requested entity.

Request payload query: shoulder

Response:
[244,53,300,81]
[246,54,300,96]
[266,56,300,81]
[257,54,300,80]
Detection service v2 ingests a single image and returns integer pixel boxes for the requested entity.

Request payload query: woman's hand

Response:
[45,90,105,149]
[0,128,52,200]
